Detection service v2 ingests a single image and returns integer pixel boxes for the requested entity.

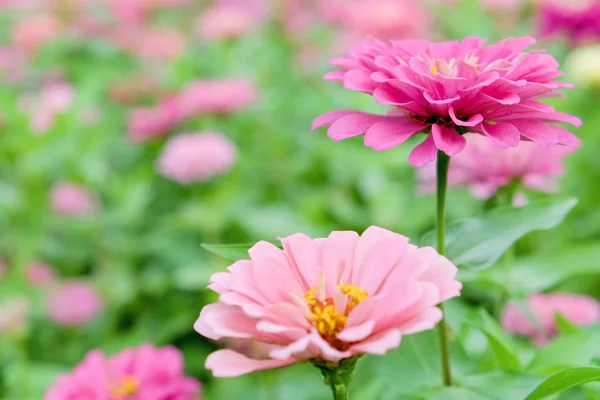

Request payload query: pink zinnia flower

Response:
[195,0,266,42]
[18,80,74,134]
[195,226,461,377]
[126,98,180,142]
[26,260,56,287]
[11,14,62,55]
[157,132,237,184]
[45,280,103,326]
[416,134,576,202]
[0,297,29,333]
[539,0,600,46]
[111,26,186,61]
[177,78,258,117]
[312,36,581,167]
[50,182,97,216]
[45,344,202,400]
[502,292,600,346]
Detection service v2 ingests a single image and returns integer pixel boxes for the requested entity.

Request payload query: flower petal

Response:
[349,329,402,356]
[206,350,296,377]
[480,122,520,147]
[448,107,483,127]
[327,112,388,141]
[408,134,438,167]
[431,124,467,156]
[364,118,426,151]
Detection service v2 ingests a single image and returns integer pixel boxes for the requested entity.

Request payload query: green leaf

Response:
[470,309,522,372]
[201,243,255,261]
[555,313,580,336]
[423,197,577,271]
[525,367,600,400]
[528,331,600,374]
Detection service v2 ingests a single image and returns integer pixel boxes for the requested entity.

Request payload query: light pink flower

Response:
[11,14,62,55]
[18,80,74,134]
[111,26,186,61]
[502,292,600,345]
[0,297,29,333]
[177,78,258,116]
[45,280,103,326]
[416,134,576,201]
[26,260,56,287]
[195,226,461,377]
[50,182,97,216]
[157,132,237,184]
[45,344,202,400]
[195,0,266,42]
[126,97,180,142]
[312,36,581,167]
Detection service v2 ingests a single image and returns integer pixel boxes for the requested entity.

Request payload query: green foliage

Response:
[525,368,600,400]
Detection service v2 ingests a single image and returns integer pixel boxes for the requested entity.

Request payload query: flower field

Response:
[2,0,600,399]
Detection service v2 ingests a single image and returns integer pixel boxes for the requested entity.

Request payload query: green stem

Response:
[313,357,359,400]
[436,151,452,387]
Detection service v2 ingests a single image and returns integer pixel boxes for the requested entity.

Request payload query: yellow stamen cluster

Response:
[304,284,368,348]
[430,66,439,75]
[111,377,139,399]
[339,284,368,313]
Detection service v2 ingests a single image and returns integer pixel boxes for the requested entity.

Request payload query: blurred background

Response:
[1,0,600,398]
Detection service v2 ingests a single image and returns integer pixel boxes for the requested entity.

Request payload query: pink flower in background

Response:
[11,14,62,55]
[50,182,97,216]
[195,226,461,377]
[45,344,202,400]
[538,0,600,45]
[18,80,74,134]
[157,132,237,184]
[0,297,29,333]
[416,134,576,202]
[26,260,56,287]
[502,292,600,345]
[195,0,266,42]
[313,36,581,167]
[126,98,179,142]
[325,0,430,41]
[112,26,186,61]
[45,280,103,326]
[177,78,258,116]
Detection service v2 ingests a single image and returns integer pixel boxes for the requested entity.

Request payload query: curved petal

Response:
[206,350,297,377]
[327,112,389,141]
[408,134,438,167]
[311,110,357,130]
[431,124,467,156]
[480,122,520,147]
[349,329,402,356]
[448,107,483,127]
[364,118,426,151]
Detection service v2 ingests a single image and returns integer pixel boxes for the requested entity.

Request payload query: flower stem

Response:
[313,357,359,400]
[436,150,452,387]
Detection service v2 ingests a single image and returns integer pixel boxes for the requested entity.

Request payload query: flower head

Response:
[416,134,576,202]
[157,132,237,184]
[539,0,600,46]
[195,226,461,377]
[195,0,266,42]
[45,344,202,400]
[177,78,258,117]
[502,292,600,345]
[45,280,103,326]
[312,36,581,167]
[50,182,97,216]
[126,98,180,143]
[26,260,56,287]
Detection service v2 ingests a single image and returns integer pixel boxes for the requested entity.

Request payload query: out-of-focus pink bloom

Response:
[195,0,266,41]
[111,26,186,61]
[502,292,600,345]
[416,134,576,202]
[324,0,430,41]
[18,81,74,134]
[313,36,581,167]
[177,78,258,117]
[157,132,237,184]
[0,46,27,83]
[45,280,103,326]
[539,0,600,45]
[195,226,461,377]
[26,260,56,287]
[0,297,29,333]
[45,344,202,400]
[108,73,163,104]
[50,182,97,216]
[11,15,62,55]
[126,97,180,142]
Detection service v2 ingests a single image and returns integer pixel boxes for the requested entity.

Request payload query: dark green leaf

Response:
[423,197,577,271]
[525,367,600,400]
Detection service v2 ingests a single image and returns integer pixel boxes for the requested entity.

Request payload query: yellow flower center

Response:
[111,377,139,399]
[304,284,368,349]
[430,66,439,75]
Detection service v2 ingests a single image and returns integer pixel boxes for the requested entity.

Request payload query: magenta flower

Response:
[26,260,56,287]
[45,280,103,326]
[195,226,461,377]
[312,37,581,167]
[45,344,201,400]
[502,292,600,346]
[416,134,576,202]
[539,0,600,45]
[50,182,97,216]
[157,132,237,184]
